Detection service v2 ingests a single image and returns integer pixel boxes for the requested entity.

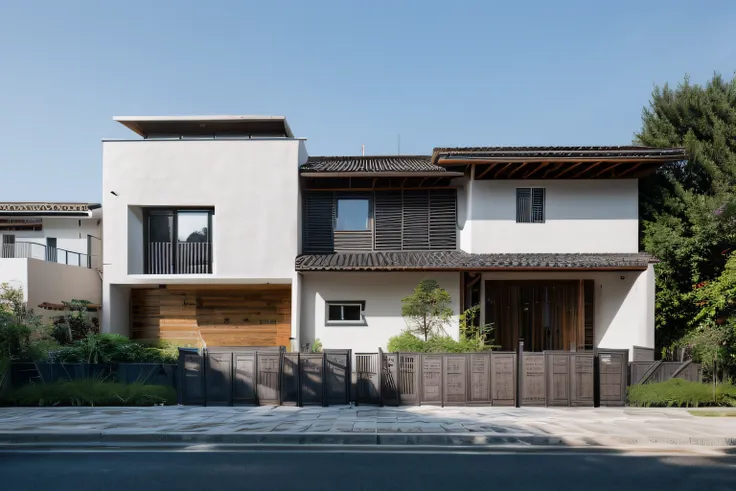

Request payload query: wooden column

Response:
[576,279,585,351]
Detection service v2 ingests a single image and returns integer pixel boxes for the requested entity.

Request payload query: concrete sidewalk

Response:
[0,405,735,448]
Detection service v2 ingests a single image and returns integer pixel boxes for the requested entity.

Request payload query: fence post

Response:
[378,347,384,407]
[516,339,524,408]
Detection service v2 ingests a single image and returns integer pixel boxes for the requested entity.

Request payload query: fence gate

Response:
[355,353,380,405]
[381,351,400,406]
[468,353,492,405]
[281,353,300,406]
[398,353,420,405]
[491,352,516,406]
[521,353,546,406]
[325,350,351,405]
[545,352,571,406]
[570,353,595,407]
[233,352,257,406]
[300,353,326,406]
[443,355,467,406]
[596,348,628,406]
[257,352,281,405]
[420,354,443,405]
[178,348,205,405]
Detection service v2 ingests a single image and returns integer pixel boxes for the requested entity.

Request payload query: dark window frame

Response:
[325,300,367,326]
[516,187,546,223]
[143,207,214,274]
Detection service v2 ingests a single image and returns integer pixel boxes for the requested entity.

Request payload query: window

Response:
[145,208,213,274]
[326,301,366,325]
[336,199,371,231]
[516,188,545,223]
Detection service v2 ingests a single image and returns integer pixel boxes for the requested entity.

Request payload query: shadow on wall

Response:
[469,180,638,221]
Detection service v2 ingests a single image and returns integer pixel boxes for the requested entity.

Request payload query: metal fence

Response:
[178,347,351,407]
[1,241,92,268]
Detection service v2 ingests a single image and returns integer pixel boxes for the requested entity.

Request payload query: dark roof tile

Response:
[301,155,450,174]
[431,146,686,163]
[296,251,655,271]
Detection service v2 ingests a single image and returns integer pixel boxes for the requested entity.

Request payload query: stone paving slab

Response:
[0,406,735,447]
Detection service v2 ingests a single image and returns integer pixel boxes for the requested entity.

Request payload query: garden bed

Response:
[0,380,176,407]
[628,378,736,407]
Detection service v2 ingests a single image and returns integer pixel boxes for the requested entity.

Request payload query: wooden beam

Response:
[552,161,586,178]
[438,155,681,165]
[493,162,515,178]
[593,162,621,178]
[541,162,565,177]
[524,162,548,179]
[615,162,645,178]
[475,163,499,179]
[506,162,528,178]
[307,186,456,192]
[570,161,603,179]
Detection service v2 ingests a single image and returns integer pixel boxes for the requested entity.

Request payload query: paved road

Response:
[0,448,734,490]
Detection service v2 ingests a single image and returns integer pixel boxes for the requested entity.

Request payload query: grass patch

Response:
[628,378,736,407]
[688,409,736,417]
[1,380,176,407]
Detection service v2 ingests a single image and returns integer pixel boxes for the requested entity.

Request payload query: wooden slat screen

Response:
[302,189,457,253]
[583,279,595,350]
[303,192,335,253]
[374,191,402,250]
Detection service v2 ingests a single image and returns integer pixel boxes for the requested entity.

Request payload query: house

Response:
[101,115,687,358]
[0,202,102,318]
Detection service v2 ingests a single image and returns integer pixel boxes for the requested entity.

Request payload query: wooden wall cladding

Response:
[131,285,291,347]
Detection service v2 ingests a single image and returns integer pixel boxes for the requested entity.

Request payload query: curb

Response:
[0,432,734,447]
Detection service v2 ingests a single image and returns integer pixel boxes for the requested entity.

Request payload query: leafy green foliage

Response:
[401,280,453,341]
[387,331,490,353]
[310,338,323,353]
[628,379,736,407]
[1,380,176,407]
[0,284,49,361]
[636,73,736,370]
[459,305,497,351]
[50,300,99,345]
[54,334,179,364]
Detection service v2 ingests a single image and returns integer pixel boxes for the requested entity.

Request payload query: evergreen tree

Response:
[636,73,736,359]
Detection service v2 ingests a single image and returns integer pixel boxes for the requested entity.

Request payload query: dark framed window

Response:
[335,198,371,231]
[326,301,366,325]
[516,188,545,223]
[144,208,213,274]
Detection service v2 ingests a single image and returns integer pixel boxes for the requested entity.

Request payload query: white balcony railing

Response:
[0,241,95,268]
[146,241,212,274]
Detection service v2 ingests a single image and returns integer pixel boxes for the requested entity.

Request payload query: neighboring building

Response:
[101,115,686,358]
[0,202,102,318]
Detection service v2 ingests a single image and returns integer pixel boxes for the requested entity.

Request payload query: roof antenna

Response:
[362,144,365,156]
[398,134,401,156]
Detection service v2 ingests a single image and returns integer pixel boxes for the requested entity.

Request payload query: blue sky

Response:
[0,0,734,202]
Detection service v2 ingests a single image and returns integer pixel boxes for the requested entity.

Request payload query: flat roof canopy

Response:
[114,115,294,138]
[431,146,687,179]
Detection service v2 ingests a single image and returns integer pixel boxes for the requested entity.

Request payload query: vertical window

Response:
[516,188,545,223]
[46,237,58,263]
[336,199,371,231]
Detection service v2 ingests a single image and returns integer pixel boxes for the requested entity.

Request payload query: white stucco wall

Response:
[0,258,101,322]
[481,269,653,358]
[102,139,303,284]
[467,179,639,253]
[0,217,101,265]
[300,272,461,355]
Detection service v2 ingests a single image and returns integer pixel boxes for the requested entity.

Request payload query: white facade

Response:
[458,179,639,253]
[0,258,101,321]
[300,272,461,355]
[101,135,307,335]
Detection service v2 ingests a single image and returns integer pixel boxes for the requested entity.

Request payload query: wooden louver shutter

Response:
[429,189,457,250]
[303,192,334,253]
[516,188,531,223]
[374,191,402,250]
[402,190,430,250]
[531,188,545,223]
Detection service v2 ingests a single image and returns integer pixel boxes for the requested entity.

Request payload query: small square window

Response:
[336,199,371,231]
[326,301,366,325]
[516,188,545,223]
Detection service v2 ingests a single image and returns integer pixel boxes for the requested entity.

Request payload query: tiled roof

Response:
[295,251,655,271]
[301,156,452,174]
[431,146,687,162]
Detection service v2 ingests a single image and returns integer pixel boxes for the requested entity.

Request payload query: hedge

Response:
[387,331,490,353]
[628,378,736,407]
[1,380,177,407]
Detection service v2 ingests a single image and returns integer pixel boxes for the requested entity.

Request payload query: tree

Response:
[401,280,453,341]
[636,73,736,357]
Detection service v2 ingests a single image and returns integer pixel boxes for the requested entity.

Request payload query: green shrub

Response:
[50,300,99,345]
[1,380,176,407]
[387,331,428,352]
[51,335,178,364]
[628,378,736,407]
[387,331,492,353]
